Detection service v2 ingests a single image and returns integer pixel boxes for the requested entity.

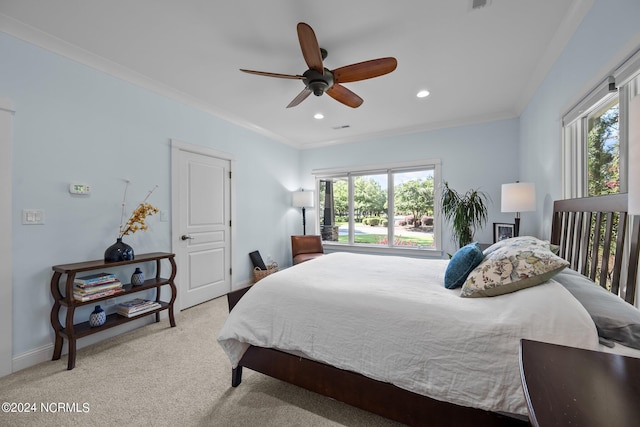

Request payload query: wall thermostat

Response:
[69,183,91,195]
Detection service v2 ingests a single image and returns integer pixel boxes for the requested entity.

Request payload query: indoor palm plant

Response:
[441,181,490,250]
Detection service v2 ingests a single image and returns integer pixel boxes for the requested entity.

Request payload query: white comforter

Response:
[217,252,599,416]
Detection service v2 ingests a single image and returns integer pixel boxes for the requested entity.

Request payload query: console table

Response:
[50,252,177,370]
[519,339,640,427]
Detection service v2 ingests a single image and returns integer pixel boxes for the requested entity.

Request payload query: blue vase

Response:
[104,238,134,262]
[89,305,106,327]
[131,267,145,286]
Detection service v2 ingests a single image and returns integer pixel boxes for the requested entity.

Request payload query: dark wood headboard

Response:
[551,193,640,304]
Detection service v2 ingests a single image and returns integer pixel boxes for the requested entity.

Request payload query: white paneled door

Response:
[171,141,232,310]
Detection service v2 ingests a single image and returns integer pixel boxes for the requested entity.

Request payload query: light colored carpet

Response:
[0,296,401,427]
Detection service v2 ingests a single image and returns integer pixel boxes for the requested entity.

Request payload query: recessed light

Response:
[417,90,430,98]
[314,113,324,119]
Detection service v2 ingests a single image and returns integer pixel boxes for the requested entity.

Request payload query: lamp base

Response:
[302,207,307,235]
[514,217,520,238]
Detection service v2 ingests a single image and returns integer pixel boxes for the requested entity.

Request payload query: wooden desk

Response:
[519,339,640,427]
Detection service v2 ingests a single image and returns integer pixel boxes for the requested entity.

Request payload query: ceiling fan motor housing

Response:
[303,68,334,96]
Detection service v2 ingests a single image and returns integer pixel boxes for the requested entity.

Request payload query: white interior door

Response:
[0,97,13,377]
[171,140,232,310]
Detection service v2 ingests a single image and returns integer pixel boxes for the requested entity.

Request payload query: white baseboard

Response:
[10,316,154,374]
[231,279,252,291]
[12,343,53,373]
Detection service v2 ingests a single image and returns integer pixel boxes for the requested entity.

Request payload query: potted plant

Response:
[441,181,490,250]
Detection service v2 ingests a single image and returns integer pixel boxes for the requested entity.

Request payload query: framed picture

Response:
[493,223,515,243]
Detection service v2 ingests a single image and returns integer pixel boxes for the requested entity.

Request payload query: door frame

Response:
[1,97,14,377]
[170,139,235,310]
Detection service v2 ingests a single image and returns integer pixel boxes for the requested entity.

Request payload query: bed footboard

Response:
[234,346,526,427]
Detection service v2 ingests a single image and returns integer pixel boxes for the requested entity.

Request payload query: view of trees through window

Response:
[587,99,619,196]
[318,169,435,249]
[586,98,620,289]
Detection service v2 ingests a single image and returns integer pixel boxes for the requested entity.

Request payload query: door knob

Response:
[181,235,194,241]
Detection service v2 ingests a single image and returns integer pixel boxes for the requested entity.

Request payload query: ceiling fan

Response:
[240,22,397,109]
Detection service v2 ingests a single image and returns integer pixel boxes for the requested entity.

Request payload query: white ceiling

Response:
[0,0,592,149]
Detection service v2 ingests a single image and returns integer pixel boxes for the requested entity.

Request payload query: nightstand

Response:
[519,339,640,427]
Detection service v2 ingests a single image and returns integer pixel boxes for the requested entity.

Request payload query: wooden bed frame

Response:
[551,193,639,304]
[226,194,640,427]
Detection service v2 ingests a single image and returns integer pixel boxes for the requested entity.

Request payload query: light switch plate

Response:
[22,209,45,225]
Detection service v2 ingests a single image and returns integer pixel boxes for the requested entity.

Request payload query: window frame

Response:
[313,159,442,258]
[562,48,640,198]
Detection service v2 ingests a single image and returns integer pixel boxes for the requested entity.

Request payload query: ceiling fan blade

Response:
[240,69,304,80]
[286,87,312,108]
[332,57,398,83]
[326,84,363,108]
[297,22,323,73]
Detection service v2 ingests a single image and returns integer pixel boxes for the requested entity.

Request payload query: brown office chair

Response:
[291,235,324,265]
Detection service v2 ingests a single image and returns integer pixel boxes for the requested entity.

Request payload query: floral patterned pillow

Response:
[461,237,569,298]
[482,235,553,257]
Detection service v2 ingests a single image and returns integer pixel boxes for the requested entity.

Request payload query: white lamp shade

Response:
[292,190,314,208]
[501,182,536,213]
[629,95,640,215]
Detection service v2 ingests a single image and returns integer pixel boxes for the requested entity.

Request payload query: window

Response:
[561,49,640,296]
[587,98,619,196]
[562,48,640,198]
[314,160,441,254]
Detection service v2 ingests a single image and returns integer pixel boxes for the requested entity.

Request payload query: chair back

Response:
[291,235,324,257]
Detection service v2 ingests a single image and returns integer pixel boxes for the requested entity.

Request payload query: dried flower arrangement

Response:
[118,181,159,238]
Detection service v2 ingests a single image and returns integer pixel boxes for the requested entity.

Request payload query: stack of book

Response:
[73,272,124,302]
[116,298,161,318]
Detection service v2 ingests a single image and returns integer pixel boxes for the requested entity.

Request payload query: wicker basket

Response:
[253,262,278,283]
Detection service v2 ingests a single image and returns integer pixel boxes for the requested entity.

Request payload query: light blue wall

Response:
[520,0,640,237]
[299,0,640,258]
[1,32,300,358]
[4,0,640,370]
[299,119,521,256]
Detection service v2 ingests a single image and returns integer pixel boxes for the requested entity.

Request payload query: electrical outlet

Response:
[103,299,115,306]
[160,210,169,222]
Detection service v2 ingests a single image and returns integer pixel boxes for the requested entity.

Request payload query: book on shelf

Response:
[74,277,120,289]
[73,280,123,295]
[74,272,117,286]
[73,288,124,302]
[116,304,161,318]
[116,298,161,317]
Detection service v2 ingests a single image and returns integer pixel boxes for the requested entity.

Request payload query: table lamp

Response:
[293,190,314,235]
[501,182,536,237]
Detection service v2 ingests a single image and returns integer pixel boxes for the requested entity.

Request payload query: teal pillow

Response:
[444,242,483,289]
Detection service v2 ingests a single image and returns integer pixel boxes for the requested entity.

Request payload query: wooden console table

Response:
[50,252,177,370]
[519,339,640,427]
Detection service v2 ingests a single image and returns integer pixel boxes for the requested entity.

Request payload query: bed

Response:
[217,194,640,426]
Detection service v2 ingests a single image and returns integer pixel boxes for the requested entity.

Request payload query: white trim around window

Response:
[312,159,443,258]
[562,46,640,199]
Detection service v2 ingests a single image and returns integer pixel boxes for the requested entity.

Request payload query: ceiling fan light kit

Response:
[240,22,397,109]
[304,69,333,96]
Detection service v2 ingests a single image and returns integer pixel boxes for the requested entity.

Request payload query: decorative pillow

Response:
[461,237,568,297]
[482,235,552,257]
[554,269,640,350]
[444,242,484,289]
